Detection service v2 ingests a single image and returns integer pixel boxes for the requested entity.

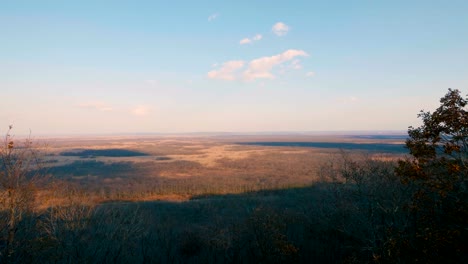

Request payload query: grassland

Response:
[39,134,406,203]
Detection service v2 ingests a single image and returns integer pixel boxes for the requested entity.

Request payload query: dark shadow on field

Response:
[43,160,206,196]
[239,141,407,153]
[47,160,138,178]
[60,148,149,157]
[45,158,197,180]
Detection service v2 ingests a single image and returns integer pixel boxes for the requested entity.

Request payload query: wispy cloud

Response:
[289,59,302,70]
[208,49,308,81]
[306,71,315,77]
[272,22,289,36]
[132,105,151,116]
[76,101,113,112]
[208,13,219,22]
[243,49,308,80]
[239,38,252,45]
[207,60,245,80]
[239,34,262,45]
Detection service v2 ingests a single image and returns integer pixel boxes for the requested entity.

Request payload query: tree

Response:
[394,89,468,263]
[0,126,44,261]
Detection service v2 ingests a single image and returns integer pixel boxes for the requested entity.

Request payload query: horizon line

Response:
[14,130,409,139]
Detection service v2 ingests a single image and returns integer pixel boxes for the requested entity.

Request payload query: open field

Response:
[39,134,407,203]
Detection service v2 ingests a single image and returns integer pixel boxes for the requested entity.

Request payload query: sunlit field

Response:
[39,134,406,204]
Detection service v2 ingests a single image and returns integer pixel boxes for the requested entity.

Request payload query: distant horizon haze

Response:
[5,130,408,139]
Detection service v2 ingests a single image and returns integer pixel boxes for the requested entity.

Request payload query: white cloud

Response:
[253,34,262,41]
[208,50,308,81]
[243,49,308,80]
[272,22,289,36]
[132,105,151,116]
[208,13,219,21]
[306,71,315,77]
[77,101,113,112]
[290,59,302,70]
[207,60,245,80]
[239,34,262,45]
[240,38,252,45]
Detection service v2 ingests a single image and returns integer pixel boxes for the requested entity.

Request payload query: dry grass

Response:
[38,135,406,204]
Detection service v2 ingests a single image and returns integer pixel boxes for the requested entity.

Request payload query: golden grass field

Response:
[37,134,406,205]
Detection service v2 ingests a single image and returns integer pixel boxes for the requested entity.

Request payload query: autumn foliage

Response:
[395,89,468,263]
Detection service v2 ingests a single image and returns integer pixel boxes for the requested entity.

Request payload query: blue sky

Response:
[1,0,467,134]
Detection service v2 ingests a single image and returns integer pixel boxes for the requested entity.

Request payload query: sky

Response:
[1,0,468,135]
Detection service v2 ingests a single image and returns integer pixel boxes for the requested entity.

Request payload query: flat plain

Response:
[40,133,407,203]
